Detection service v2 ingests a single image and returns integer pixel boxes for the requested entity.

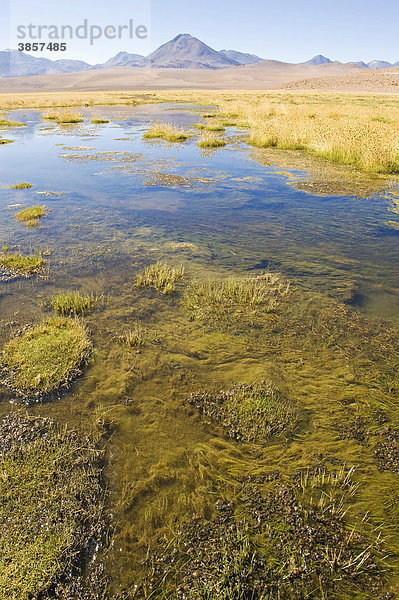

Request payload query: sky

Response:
[2,0,399,64]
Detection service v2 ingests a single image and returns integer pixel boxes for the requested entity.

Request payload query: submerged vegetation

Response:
[182,274,290,328]
[136,261,185,294]
[141,467,387,599]
[189,382,296,442]
[0,317,92,397]
[144,121,191,142]
[0,248,46,278]
[0,413,103,600]
[119,321,147,347]
[16,204,47,227]
[44,290,101,316]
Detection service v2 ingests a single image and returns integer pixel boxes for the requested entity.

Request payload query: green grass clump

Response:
[0,138,14,144]
[91,118,109,124]
[0,317,92,397]
[182,274,289,328]
[0,249,46,277]
[136,261,185,295]
[189,382,296,442]
[144,122,191,143]
[45,290,100,316]
[10,182,32,189]
[16,204,47,227]
[0,413,103,599]
[198,133,227,148]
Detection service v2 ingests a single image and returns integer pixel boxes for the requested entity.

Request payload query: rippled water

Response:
[1,103,399,594]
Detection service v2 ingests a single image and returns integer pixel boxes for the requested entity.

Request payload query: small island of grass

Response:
[0,316,92,397]
[198,132,227,148]
[144,122,191,143]
[0,249,46,278]
[10,182,32,189]
[91,118,109,124]
[16,204,47,227]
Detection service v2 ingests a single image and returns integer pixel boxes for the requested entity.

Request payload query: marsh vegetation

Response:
[44,290,101,316]
[136,261,185,294]
[0,248,46,278]
[0,317,92,397]
[0,413,103,600]
[16,204,47,227]
[144,121,191,142]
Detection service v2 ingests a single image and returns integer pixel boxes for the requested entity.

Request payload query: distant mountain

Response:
[1,37,399,78]
[367,60,393,69]
[98,51,146,68]
[219,49,263,65]
[146,34,238,69]
[0,49,90,77]
[301,55,332,66]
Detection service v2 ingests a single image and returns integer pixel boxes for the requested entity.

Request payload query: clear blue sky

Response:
[2,0,399,64]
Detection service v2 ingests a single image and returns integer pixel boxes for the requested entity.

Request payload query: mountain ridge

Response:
[1,34,398,78]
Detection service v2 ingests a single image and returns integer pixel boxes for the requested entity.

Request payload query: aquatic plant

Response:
[45,290,101,316]
[198,132,227,148]
[136,261,185,295]
[0,138,14,144]
[195,122,226,132]
[144,121,191,142]
[0,249,46,278]
[0,115,25,127]
[189,382,296,442]
[91,118,109,124]
[140,467,387,599]
[182,274,290,328]
[0,317,92,397]
[10,182,32,189]
[16,204,47,227]
[119,321,147,347]
[43,109,84,124]
[0,413,103,599]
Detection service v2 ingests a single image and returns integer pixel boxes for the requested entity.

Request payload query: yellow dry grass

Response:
[1,90,399,173]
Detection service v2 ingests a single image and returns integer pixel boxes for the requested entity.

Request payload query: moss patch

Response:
[0,317,92,398]
[0,413,103,600]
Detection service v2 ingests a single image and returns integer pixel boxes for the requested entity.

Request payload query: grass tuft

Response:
[182,274,290,328]
[136,261,185,295]
[119,321,147,347]
[198,132,227,148]
[0,317,92,397]
[91,118,109,124]
[44,290,100,316]
[43,109,84,124]
[144,122,191,142]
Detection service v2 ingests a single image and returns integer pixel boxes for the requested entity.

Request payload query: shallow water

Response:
[1,103,399,595]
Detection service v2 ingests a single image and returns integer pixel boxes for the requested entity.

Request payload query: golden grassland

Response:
[1,90,399,172]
